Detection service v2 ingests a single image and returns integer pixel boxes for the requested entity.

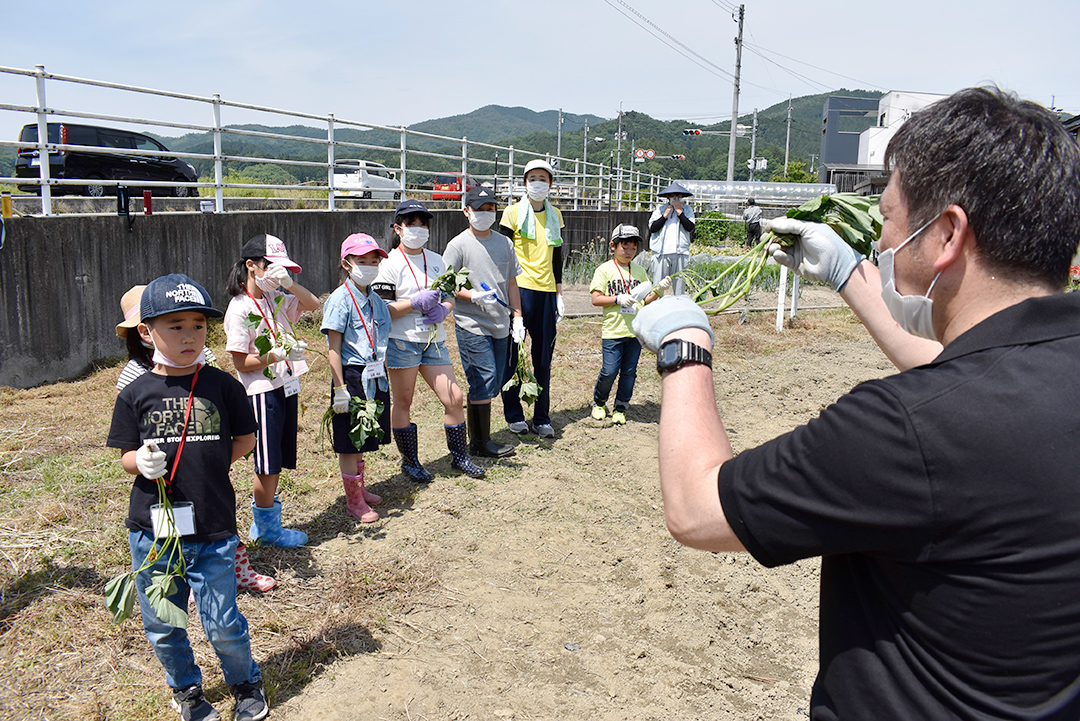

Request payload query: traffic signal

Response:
[670,155,686,160]
[683,129,701,136]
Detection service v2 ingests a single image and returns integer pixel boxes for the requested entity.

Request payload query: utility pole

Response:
[809,153,818,175]
[784,97,792,177]
[749,108,758,182]
[726,4,745,182]
[583,119,589,166]
[557,108,563,161]
[616,102,624,208]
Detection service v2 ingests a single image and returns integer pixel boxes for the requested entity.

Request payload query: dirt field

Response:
[0,284,896,720]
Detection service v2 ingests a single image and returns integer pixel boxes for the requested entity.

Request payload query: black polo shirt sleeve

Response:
[718,379,935,568]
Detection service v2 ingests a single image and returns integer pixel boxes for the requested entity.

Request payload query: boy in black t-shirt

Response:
[107,274,267,721]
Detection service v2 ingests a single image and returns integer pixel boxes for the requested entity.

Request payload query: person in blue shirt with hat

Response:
[648,181,696,296]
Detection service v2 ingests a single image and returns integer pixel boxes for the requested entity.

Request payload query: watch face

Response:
[658,341,680,368]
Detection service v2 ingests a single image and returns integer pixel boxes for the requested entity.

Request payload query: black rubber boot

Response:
[445,422,485,478]
[393,423,433,483]
[467,403,514,458]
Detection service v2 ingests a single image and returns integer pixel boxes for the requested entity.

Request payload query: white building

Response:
[858,91,947,165]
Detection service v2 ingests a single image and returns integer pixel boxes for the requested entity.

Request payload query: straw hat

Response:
[116,285,147,338]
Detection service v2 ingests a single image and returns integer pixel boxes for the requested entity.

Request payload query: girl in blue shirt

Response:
[321,234,392,523]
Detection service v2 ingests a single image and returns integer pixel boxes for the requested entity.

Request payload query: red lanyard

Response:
[164,364,200,494]
[344,281,377,354]
[400,248,428,293]
[243,288,280,346]
[614,260,632,293]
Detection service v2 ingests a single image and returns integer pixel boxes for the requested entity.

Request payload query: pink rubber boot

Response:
[342,473,379,523]
[358,459,381,507]
[235,542,276,593]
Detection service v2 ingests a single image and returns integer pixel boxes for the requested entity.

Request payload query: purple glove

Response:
[423,302,450,325]
[411,289,441,313]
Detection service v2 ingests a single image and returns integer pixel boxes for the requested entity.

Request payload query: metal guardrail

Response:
[0,64,673,216]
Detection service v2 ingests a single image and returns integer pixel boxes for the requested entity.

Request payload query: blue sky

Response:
[2,0,1077,144]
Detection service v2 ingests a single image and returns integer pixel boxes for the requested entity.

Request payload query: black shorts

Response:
[331,365,391,454]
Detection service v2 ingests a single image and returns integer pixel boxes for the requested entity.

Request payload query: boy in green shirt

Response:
[589,224,668,424]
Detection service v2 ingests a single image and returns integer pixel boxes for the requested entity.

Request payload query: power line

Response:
[743,44,834,94]
[711,0,739,13]
[606,0,734,81]
[743,41,885,92]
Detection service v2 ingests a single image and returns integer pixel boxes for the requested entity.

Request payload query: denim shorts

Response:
[385,337,452,369]
[455,327,510,402]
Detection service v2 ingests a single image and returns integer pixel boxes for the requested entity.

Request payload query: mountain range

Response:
[0,91,883,183]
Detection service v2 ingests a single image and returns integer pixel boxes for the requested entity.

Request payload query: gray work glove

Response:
[766,218,864,292]
[632,296,714,353]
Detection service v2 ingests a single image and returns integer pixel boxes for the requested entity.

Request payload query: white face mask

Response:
[526,181,550,202]
[153,348,206,369]
[467,210,496,232]
[350,263,380,287]
[878,212,944,341]
[399,225,429,249]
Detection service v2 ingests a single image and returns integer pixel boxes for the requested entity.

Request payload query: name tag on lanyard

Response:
[282,375,301,397]
[363,360,386,382]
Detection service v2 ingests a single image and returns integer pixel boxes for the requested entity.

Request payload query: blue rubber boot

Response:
[393,423,434,483]
[250,497,308,548]
[446,422,485,478]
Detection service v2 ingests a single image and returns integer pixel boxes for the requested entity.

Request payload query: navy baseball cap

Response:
[465,185,497,209]
[140,273,222,322]
[394,198,433,221]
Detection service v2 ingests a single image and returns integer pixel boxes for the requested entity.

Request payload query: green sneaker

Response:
[591,405,606,421]
[611,411,626,425]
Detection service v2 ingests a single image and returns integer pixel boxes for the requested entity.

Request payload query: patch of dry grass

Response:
[0,298,862,719]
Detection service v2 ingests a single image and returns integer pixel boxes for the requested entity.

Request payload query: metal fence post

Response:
[461,136,468,210]
[507,146,515,206]
[33,65,52,216]
[327,113,335,211]
[573,159,580,211]
[212,93,224,213]
[399,127,407,195]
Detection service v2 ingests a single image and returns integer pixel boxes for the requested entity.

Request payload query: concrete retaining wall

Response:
[0,207,650,388]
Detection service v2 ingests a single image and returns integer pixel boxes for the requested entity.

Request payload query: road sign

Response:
[635,148,645,159]
[551,158,559,168]
[645,149,655,159]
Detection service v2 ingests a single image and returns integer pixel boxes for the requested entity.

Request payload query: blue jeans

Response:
[456,327,510,402]
[593,337,642,412]
[129,531,260,690]
[503,288,557,426]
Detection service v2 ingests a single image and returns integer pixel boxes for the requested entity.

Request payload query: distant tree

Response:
[770,161,814,183]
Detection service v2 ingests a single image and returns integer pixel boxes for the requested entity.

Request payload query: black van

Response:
[15,122,198,197]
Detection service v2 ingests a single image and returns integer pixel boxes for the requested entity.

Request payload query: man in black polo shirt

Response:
[633,88,1080,720]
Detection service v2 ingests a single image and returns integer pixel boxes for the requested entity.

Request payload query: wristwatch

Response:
[656,339,712,375]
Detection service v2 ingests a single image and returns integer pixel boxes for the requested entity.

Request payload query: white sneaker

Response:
[508,421,529,434]
[535,423,555,438]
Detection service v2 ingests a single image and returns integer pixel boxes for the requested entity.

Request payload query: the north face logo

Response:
[166,284,204,305]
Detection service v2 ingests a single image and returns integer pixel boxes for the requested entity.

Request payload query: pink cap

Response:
[341,233,387,260]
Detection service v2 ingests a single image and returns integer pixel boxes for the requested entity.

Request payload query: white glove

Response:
[264,262,293,289]
[616,293,634,308]
[766,218,864,292]
[512,316,526,343]
[632,295,715,353]
[630,282,653,303]
[471,288,498,305]
[286,339,307,362]
[655,276,673,293]
[266,346,288,363]
[556,294,566,323]
[135,441,168,480]
[333,386,350,414]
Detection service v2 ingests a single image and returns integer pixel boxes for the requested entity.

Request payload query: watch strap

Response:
[657,339,712,374]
